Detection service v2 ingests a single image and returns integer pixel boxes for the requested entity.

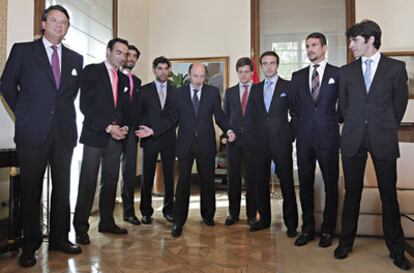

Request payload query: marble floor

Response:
[0,187,412,273]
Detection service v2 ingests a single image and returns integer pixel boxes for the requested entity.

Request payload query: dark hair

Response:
[152,56,171,69]
[236,57,253,72]
[188,63,207,74]
[306,32,327,46]
[128,45,141,58]
[346,19,382,49]
[41,5,70,35]
[107,38,129,51]
[260,51,279,65]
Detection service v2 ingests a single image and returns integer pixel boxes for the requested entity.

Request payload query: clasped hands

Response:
[107,124,129,140]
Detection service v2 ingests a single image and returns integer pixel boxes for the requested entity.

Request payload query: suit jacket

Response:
[339,54,408,160]
[119,73,141,127]
[223,84,256,150]
[137,81,177,149]
[0,39,83,148]
[250,77,294,155]
[290,63,340,151]
[79,62,129,148]
[174,84,229,159]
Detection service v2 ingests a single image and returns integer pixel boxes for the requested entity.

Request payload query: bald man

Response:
[137,63,235,237]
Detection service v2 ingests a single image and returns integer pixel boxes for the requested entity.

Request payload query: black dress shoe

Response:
[163,213,174,223]
[247,218,257,227]
[124,216,141,225]
[204,218,215,226]
[142,215,152,224]
[393,255,411,271]
[98,225,128,234]
[287,228,298,238]
[294,233,315,246]
[19,251,36,268]
[171,224,182,238]
[76,232,90,245]
[334,245,352,259]
[319,234,333,248]
[49,240,82,254]
[225,215,239,226]
[249,221,270,232]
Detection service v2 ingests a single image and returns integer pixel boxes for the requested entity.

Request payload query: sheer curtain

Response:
[260,0,347,79]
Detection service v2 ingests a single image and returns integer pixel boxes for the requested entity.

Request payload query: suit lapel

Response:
[315,64,331,104]
[198,85,208,115]
[150,81,163,109]
[34,39,56,90]
[100,62,116,109]
[368,55,387,96]
[59,45,70,93]
[352,58,368,96]
[184,85,196,116]
[257,82,266,112]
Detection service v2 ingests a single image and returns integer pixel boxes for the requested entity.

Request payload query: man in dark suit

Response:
[290,33,340,248]
[223,57,257,227]
[249,51,298,236]
[119,45,142,225]
[139,63,235,237]
[135,56,176,224]
[0,5,83,267]
[334,20,411,271]
[73,38,130,245]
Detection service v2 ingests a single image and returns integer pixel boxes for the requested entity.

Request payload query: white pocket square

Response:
[71,68,77,76]
[328,78,335,84]
[124,87,129,93]
[280,92,287,97]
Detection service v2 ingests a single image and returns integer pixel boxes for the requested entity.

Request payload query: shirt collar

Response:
[239,82,252,89]
[361,50,381,64]
[42,36,62,50]
[105,61,117,71]
[190,83,202,92]
[264,75,278,86]
[311,59,327,69]
[155,80,167,89]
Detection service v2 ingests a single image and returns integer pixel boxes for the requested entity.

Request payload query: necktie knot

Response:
[51,45,58,52]
[194,89,199,94]
[265,81,273,87]
[364,59,373,66]
[313,64,320,69]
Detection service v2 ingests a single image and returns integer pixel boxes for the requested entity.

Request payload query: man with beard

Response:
[120,45,142,225]
[135,56,176,224]
[290,32,340,248]
[73,38,130,245]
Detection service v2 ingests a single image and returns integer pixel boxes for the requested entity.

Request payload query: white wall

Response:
[147,0,250,86]
[118,0,150,83]
[355,0,414,122]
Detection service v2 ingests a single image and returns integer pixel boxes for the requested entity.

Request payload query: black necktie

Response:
[192,89,199,114]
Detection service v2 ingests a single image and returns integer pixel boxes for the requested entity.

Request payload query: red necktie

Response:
[241,84,249,115]
[111,68,118,107]
[128,72,134,99]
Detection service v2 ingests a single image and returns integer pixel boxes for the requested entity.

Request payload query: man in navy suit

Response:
[249,51,298,236]
[138,63,236,237]
[135,56,176,224]
[73,38,130,245]
[290,33,340,248]
[223,57,257,227]
[119,45,142,226]
[0,5,83,267]
[334,20,411,271]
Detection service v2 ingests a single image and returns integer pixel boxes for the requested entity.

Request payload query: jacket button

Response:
[364,120,368,124]
[314,107,318,111]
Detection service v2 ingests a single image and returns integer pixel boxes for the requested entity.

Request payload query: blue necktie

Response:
[264,81,274,112]
[364,59,373,92]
